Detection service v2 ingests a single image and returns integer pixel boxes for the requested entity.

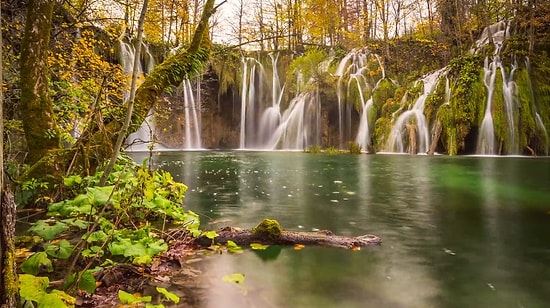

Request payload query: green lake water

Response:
[131,151,550,308]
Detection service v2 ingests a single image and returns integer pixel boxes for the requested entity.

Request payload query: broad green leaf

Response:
[145,239,168,256]
[21,252,53,275]
[118,290,152,304]
[222,273,245,284]
[145,304,165,308]
[85,230,108,243]
[29,220,69,241]
[63,175,82,187]
[156,287,180,304]
[250,243,270,250]
[202,231,218,240]
[40,290,75,308]
[61,218,89,229]
[86,186,114,206]
[44,239,74,259]
[133,255,152,265]
[19,274,48,302]
[81,245,103,258]
[77,270,97,294]
[109,238,145,257]
[226,240,243,254]
[48,194,91,216]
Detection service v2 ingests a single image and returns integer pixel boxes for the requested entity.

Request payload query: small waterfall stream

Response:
[476,21,521,155]
[239,53,323,150]
[334,49,385,150]
[121,38,203,150]
[387,69,444,153]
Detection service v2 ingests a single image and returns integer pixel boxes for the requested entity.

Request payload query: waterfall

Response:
[121,37,202,151]
[387,69,444,153]
[476,21,520,155]
[334,49,385,150]
[477,57,498,155]
[265,91,321,149]
[182,79,202,149]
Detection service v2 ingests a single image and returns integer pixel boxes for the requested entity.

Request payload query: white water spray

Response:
[387,69,444,153]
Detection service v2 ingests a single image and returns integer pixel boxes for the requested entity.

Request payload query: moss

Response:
[424,78,447,125]
[447,58,485,153]
[515,68,537,152]
[437,104,458,155]
[373,117,392,151]
[252,219,282,238]
[372,79,397,112]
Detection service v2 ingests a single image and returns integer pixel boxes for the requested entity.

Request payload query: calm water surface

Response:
[131,151,550,308]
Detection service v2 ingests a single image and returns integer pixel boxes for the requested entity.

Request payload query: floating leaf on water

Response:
[334,180,343,184]
[345,191,356,195]
[250,243,270,250]
[330,200,339,203]
[222,273,245,284]
[443,248,456,256]
[294,244,305,250]
[351,246,361,251]
[487,283,496,291]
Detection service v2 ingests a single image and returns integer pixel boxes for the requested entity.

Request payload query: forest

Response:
[1,0,550,307]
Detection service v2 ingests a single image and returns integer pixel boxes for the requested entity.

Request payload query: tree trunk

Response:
[20,0,60,165]
[1,191,18,308]
[407,123,417,154]
[22,0,218,180]
[428,120,442,155]
[1,1,19,303]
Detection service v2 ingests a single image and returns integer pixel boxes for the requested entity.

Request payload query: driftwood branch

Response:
[195,219,381,250]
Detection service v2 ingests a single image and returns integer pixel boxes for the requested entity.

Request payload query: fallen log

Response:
[194,219,382,250]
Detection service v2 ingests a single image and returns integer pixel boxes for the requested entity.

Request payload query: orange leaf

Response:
[294,244,305,250]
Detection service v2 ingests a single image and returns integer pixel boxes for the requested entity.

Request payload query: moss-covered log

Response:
[195,219,382,250]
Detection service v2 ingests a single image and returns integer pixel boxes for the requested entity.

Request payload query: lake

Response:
[130,151,550,308]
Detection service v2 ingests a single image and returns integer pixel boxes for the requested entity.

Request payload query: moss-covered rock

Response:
[252,219,282,238]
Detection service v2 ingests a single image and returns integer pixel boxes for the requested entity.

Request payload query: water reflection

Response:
[130,152,550,307]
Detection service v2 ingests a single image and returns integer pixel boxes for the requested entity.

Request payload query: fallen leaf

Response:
[294,244,305,250]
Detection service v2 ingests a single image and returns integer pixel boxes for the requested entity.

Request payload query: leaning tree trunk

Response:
[22,0,218,181]
[19,0,60,165]
[81,0,216,169]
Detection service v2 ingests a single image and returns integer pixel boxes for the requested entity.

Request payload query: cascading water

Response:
[387,69,444,153]
[121,37,202,150]
[182,79,202,149]
[476,21,521,155]
[239,53,322,150]
[334,49,385,150]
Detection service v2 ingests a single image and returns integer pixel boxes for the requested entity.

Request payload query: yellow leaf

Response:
[294,244,305,250]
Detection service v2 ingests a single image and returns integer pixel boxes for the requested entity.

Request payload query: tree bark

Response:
[407,123,417,154]
[21,0,218,181]
[428,119,442,155]
[1,1,19,304]
[20,0,60,165]
[1,191,18,308]
[84,0,216,167]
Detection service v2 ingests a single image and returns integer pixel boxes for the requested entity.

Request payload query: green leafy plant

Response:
[20,157,201,298]
[19,274,75,308]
